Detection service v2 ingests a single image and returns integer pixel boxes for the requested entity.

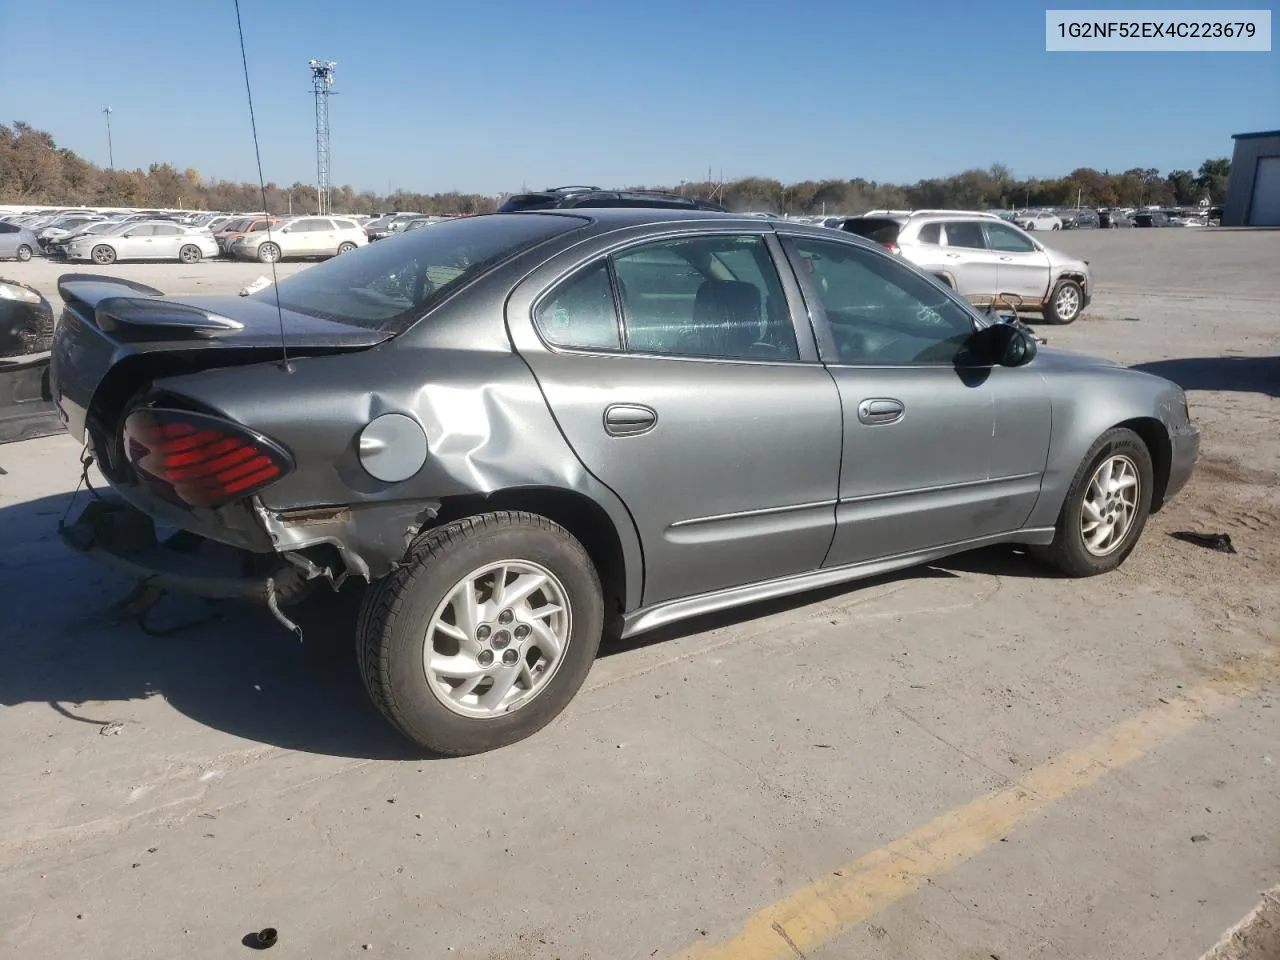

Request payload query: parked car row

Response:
[0,208,379,264]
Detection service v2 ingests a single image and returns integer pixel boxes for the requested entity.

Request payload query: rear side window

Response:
[841,218,901,245]
[333,219,357,230]
[534,261,621,350]
[916,223,941,244]
[943,222,987,249]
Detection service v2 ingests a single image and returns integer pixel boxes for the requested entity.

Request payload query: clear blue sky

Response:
[3,0,1276,195]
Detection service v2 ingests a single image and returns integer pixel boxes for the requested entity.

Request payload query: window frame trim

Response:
[776,231,988,370]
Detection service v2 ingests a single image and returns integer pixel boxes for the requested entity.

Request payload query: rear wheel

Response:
[1045,278,1084,324]
[357,512,603,755]
[337,241,357,254]
[1034,427,1153,577]
[179,244,201,264]
[257,242,281,264]
[92,244,116,265]
[16,244,33,262]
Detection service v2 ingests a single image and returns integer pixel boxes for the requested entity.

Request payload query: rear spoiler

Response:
[57,274,243,339]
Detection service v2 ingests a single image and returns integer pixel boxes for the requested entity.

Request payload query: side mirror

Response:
[970,322,1037,368]
[0,279,55,358]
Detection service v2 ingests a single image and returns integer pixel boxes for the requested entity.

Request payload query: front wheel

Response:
[257,242,281,264]
[357,512,604,755]
[1034,427,1154,577]
[337,241,357,254]
[179,244,201,264]
[1045,278,1084,324]
[91,244,116,265]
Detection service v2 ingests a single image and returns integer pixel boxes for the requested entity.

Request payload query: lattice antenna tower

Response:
[308,59,337,215]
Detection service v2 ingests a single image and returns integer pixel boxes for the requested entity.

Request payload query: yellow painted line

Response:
[675,665,1275,960]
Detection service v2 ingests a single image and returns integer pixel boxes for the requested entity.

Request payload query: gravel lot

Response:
[1,228,1277,960]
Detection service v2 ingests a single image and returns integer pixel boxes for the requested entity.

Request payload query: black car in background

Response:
[1132,210,1172,228]
[1061,209,1100,229]
[0,278,59,443]
[498,186,727,213]
[1099,209,1133,228]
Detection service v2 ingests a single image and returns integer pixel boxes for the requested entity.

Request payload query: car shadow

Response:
[2,488,1055,760]
[0,490,420,761]
[1131,356,1279,398]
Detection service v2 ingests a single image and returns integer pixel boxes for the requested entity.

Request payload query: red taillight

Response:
[884,242,901,255]
[122,407,293,509]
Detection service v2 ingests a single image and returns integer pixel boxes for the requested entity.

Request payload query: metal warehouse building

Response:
[1223,130,1280,226]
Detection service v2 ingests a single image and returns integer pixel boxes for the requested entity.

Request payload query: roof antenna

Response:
[232,0,291,373]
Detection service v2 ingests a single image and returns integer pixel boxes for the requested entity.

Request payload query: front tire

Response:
[91,244,116,265]
[357,512,604,755]
[16,244,33,262]
[1035,427,1154,577]
[179,244,201,264]
[257,242,281,264]
[1045,278,1084,324]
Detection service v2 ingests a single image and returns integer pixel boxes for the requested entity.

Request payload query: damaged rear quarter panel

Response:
[151,274,645,602]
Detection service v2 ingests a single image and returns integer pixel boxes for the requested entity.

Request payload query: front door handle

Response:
[604,403,658,437]
[999,256,1014,261]
[857,398,905,425]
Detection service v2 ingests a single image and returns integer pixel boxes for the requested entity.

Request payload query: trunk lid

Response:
[50,274,392,444]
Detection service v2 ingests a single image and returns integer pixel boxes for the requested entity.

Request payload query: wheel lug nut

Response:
[501,649,519,666]
[498,609,514,625]
[477,650,494,667]
[476,624,491,641]
[513,624,531,641]
[492,630,511,650]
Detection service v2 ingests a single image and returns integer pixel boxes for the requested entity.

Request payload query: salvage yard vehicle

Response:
[0,278,59,443]
[230,215,368,262]
[49,210,1199,755]
[1015,209,1063,231]
[0,221,44,262]
[840,211,1093,324]
[64,221,218,265]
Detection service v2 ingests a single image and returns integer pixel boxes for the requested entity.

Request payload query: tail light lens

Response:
[122,407,293,509]
[884,242,901,255]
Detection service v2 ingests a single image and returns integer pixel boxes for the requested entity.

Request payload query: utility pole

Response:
[308,59,337,215]
[102,106,114,170]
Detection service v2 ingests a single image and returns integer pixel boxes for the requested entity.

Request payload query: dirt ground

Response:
[1,228,1277,960]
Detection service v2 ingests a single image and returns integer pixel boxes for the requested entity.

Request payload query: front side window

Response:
[613,235,799,361]
[985,222,1036,253]
[125,225,156,237]
[943,221,987,249]
[788,237,976,366]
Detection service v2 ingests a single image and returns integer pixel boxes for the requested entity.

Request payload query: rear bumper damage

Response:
[59,497,311,635]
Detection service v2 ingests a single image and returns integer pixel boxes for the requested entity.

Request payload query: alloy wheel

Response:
[1080,454,1140,556]
[423,560,572,719]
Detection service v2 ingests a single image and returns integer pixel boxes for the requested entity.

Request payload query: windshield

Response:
[256,213,586,332]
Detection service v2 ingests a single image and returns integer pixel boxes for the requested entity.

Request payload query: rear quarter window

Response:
[915,223,941,244]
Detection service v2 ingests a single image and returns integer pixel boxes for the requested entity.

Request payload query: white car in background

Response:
[1015,210,1063,231]
[230,215,368,263]
[64,221,218,265]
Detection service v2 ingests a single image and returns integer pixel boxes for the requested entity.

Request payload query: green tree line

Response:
[1,121,1231,216]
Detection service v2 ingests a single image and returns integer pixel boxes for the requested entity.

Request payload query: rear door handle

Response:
[857,398,905,425]
[604,403,658,437]
[999,256,1014,261]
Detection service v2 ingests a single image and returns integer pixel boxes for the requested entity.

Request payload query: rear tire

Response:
[16,244,32,262]
[91,244,116,265]
[179,244,201,264]
[357,512,603,755]
[1034,427,1154,577]
[337,241,357,254]
[1045,278,1084,324]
